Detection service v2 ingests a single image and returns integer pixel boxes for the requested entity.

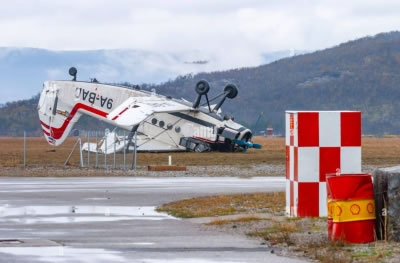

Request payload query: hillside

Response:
[0,47,297,104]
[152,31,400,135]
[1,31,400,136]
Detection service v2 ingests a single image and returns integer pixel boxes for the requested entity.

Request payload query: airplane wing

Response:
[107,96,191,127]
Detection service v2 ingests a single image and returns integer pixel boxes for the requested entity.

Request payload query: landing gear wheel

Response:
[195,80,210,95]
[69,67,77,77]
[224,84,238,99]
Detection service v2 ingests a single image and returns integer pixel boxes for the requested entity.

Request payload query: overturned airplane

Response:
[38,67,261,152]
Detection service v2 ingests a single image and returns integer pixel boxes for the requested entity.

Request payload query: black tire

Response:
[195,80,210,95]
[69,67,77,77]
[224,84,238,99]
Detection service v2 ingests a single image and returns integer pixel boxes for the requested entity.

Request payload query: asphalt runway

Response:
[0,177,306,262]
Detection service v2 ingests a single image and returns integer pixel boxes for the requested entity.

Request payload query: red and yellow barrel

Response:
[326,174,376,243]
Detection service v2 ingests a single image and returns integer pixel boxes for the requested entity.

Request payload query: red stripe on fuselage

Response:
[112,107,129,121]
[41,122,50,130]
[40,103,108,140]
[193,136,216,143]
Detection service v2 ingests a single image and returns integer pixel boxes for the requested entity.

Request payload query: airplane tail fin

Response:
[38,81,82,146]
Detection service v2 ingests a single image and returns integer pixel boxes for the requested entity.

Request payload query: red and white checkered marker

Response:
[285,111,361,217]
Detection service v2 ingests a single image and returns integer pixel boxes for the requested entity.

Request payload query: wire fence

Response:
[22,129,138,170]
[73,129,138,170]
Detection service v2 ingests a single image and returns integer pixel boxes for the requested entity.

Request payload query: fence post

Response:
[79,137,83,167]
[113,132,116,169]
[133,131,137,171]
[87,131,90,168]
[23,131,26,167]
[104,134,107,170]
[64,137,82,166]
[95,131,98,168]
[123,131,126,170]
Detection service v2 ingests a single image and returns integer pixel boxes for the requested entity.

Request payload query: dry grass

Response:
[248,221,299,246]
[0,136,284,168]
[362,138,400,165]
[307,240,353,263]
[351,245,393,263]
[206,216,266,225]
[159,192,398,263]
[0,137,83,167]
[157,192,285,218]
[1,136,399,169]
[248,217,395,263]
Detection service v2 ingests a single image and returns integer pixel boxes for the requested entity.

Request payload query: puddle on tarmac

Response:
[0,206,176,224]
[131,242,155,246]
[84,197,109,201]
[142,259,242,263]
[0,246,124,263]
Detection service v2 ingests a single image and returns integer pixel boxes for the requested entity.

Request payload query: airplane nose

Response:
[242,131,252,142]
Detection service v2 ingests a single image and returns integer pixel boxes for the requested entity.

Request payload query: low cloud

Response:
[0,0,399,104]
[0,1,399,55]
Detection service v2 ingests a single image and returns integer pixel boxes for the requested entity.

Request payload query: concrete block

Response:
[373,166,400,241]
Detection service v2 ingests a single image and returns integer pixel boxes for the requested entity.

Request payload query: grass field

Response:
[157,192,285,218]
[0,136,283,168]
[1,136,400,168]
[159,192,399,263]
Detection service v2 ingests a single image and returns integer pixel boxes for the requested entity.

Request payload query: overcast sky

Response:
[0,0,399,103]
[1,0,400,53]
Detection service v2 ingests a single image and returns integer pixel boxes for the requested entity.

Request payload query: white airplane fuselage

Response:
[38,80,255,152]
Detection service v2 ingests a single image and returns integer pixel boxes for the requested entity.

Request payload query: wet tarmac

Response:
[0,177,306,262]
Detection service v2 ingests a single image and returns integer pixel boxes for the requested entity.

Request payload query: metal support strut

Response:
[126,125,139,170]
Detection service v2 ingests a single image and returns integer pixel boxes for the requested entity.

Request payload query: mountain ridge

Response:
[150,31,400,135]
[1,31,400,136]
[0,47,300,104]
